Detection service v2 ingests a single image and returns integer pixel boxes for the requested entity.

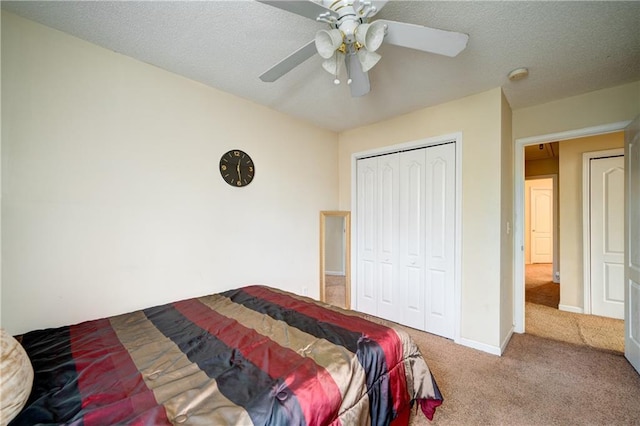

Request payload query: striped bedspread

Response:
[12,285,442,425]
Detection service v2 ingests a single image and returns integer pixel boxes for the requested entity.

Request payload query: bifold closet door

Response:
[356,156,378,316]
[399,149,427,330]
[356,154,400,321]
[356,143,455,338]
[423,143,455,338]
[398,143,455,337]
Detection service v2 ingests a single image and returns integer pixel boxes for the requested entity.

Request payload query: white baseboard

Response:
[500,327,514,355]
[456,337,502,356]
[559,304,583,314]
[325,271,345,276]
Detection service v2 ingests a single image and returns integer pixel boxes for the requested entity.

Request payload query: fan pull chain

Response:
[346,53,353,85]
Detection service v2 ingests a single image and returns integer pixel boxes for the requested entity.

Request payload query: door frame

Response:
[514,121,631,333]
[525,175,558,277]
[582,148,624,315]
[350,132,462,342]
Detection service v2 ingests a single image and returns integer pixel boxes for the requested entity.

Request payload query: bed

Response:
[7,285,442,425]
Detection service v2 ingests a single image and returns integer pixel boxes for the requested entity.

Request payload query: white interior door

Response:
[625,116,640,375]
[423,143,455,338]
[355,142,455,339]
[590,155,625,319]
[376,154,400,322]
[356,156,378,316]
[399,149,427,330]
[530,184,553,264]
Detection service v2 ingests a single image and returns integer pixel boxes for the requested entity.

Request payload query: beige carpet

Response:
[401,327,640,425]
[525,263,559,308]
[343,312,640,425]
[524,262,624,354]
[526,301,624,354]
[338,271,636,423]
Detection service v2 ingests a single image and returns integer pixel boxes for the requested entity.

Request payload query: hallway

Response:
[524,263,624,353]
[525,263,559,308]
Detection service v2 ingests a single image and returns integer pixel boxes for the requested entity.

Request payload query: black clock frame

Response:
[219,149,255,187]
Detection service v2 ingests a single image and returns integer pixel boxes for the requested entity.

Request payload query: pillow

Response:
[0,328,34,425]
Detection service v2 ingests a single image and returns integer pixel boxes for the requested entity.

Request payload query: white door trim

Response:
[514,121,631,334]
[350,132,462,342]
[582,148,625,315]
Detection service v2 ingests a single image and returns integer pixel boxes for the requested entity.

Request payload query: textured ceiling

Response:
[3,1,640,132]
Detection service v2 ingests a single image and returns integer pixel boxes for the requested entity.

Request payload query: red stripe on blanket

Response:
[69,318,170,425]
[242,286,410,414]
[173,299,343,426]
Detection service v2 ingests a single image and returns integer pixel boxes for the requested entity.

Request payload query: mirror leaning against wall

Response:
[319,211,351,310]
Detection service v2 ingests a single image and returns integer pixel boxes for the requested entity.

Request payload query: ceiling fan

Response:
[256,0,469,97]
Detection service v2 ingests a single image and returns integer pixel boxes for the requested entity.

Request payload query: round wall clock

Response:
[219,149,255,187]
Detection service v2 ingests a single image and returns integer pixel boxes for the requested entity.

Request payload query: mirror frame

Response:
[319,211,351,309]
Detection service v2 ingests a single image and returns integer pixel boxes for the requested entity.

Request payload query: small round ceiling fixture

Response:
[508,67,529,81]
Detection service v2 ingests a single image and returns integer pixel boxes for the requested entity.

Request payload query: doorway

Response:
[514,122,630,335]
[525,176,558,309]
[319,211,351,309]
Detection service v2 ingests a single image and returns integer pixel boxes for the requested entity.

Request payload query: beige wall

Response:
[525,157,559,177]
[499,91,514,346]
[1,13,339,334]
[513,81,640,140]
[339,88,507,350]
[558,132,624,310]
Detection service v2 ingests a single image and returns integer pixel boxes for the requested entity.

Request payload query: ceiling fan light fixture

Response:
[315,29,344,59]
[357,49,381,73]
[355,21,387,52]
[321,51,345,76]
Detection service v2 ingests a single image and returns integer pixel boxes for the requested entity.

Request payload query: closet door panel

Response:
[425,143,455,338]
[356,157,378,316]
[377,155,400,322]
[400,149,426,329]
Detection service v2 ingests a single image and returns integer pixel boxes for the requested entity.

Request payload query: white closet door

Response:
[399,149,427,329]
[424,143,455,338]
[376,154,400,322]
[356,157,378,316]
[355,143,455,338]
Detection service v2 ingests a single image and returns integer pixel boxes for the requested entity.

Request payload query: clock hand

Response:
[237,161,241,182]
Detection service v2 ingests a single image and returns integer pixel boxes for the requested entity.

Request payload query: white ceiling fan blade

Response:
[256,0,337,22]
[348,54,370,97]
[377,19,469,57]
[259,40,317,82]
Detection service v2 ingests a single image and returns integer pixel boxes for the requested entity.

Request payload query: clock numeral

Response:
[236,181,242,186]
[234,151,240,157]
[221,165,227,171]
[249,166,254,172]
